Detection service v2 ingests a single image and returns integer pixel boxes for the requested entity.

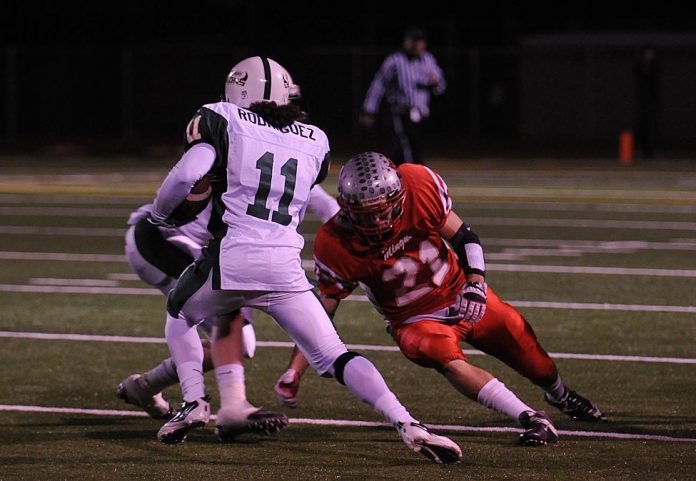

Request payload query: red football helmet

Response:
[337,152,405,246]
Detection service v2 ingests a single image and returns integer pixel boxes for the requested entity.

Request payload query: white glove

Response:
[460,281,487,323]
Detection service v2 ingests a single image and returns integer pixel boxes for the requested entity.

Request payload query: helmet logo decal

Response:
[282,73,290,88]
[228,71,248,86]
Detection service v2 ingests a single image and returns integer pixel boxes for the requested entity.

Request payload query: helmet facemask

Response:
[337,152,405,247]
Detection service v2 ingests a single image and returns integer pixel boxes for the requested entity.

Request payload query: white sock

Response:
[541,375,568,403]
[142,357,178,394]
[477,378,533,423]
[165,313,205,402]
[215,363,248,410]
[341,356,416,426]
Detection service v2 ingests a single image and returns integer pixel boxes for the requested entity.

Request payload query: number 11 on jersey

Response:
[246,152,298,226]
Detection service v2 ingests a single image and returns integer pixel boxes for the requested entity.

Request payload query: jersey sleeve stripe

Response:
[186,115,203,143]
[260,56,272,100]
[423,165,452,215]
[314,256,351,291]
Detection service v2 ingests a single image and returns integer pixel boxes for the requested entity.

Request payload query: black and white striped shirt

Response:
[363,50,446,118]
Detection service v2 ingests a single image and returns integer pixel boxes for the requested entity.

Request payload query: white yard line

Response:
[0,206,134,217]
[29,278,121,287]
[1,284,695,313]
[465,217,696,231]
[0,404,693,443]
[0,331,694,365]
[0,203,693,217]
[0,251,126,262]
[2,217,696,239]
[483,238,696,251]
[486,263,696,277]
[5,251,696,277]
[0,194,147,205]
[0,226,125,236]
[458,201,696,214]
[448,186,696,201]
[301,259,696,278]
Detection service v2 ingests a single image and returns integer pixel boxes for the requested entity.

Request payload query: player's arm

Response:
[360,55,395,124]
[149,142,215,226]
[440,210,487,323]
[308,184,340,223]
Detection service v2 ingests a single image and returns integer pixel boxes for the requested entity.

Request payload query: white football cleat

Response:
[157,395,211,445]
[397,421,462,464]
[274,368,300,408]
[116,373,173,420]
[214,400,288,441]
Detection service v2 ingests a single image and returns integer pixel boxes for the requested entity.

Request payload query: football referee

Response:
[360,27,446,165]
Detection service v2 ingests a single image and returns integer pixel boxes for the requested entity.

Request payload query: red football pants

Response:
[391,287,558,386]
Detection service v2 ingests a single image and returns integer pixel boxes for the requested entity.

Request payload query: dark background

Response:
[2,1,695,158]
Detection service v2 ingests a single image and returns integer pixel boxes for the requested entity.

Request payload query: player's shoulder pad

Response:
[398,164,452,224]
[185,102,230,147]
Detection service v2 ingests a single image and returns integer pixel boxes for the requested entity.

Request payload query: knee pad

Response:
[332,351,363,385]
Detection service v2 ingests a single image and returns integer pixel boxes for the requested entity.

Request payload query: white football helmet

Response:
[224,56,296,108]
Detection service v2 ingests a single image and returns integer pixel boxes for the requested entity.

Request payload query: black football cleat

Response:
[545,389,608,423]
[519,410,559,446]
[157,395,211,445]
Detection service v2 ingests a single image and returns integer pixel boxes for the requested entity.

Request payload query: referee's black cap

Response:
[404,27,426,42]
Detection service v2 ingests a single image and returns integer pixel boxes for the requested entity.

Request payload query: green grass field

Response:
[1,155,695,481]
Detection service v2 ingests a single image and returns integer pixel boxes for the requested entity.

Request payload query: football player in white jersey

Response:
[149,56,462,464]
[116,183,339,419]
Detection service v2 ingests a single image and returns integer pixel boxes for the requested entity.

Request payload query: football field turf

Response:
[1,155,695,481]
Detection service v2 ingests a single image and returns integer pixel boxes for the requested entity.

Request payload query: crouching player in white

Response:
[149,55,462,463]
[117,184,338,419]
[118,197,253,420]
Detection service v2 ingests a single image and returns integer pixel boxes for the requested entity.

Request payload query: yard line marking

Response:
[486,263,696,277]
[0,172,166,183]
[0,251,126,262]
[3,202,694,217]
[302,259,696,278]
[448,186,696,202]
[0,194,148,205]
[0,284,161,295]
[484,238,696,251]
[107,273,141,281]
[465,217,696,231]
[1,284,695,313]
[3,218,696,238]
[505,300,696,313]
[1,331,694,364]
[29,278,121,287]
[6,251,696,277]
[457,201,696,214]
[6,251,696,278]
[0,206,134,217]
[0,226,125,236]
[1,404,693,443]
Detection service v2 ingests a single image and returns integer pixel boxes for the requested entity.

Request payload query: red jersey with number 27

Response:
[313,164,467,326]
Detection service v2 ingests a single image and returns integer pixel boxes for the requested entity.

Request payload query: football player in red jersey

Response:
[274,151,607,446]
